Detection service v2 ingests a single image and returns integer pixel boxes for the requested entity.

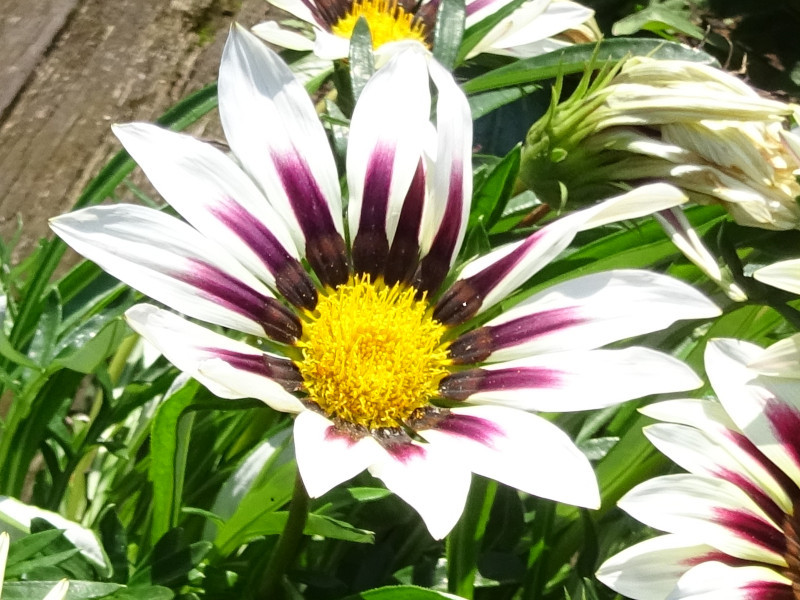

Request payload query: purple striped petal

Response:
[385,161,425,286]
[351,144,394,278]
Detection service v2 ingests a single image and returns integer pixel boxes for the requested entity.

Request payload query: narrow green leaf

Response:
[5,530,64,566]
[148,379,201,545]
[462,39,717,94]
[349,17,375,103]
[2,581,123,600]
[4,548,80,578]
[341,585,461,599]
[433,0,465,70]
[612,5,706,39]
[55,317,130,374]
[468,145,521,232]
[457,0,527,63]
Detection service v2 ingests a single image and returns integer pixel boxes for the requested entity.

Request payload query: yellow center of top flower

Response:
[331,0,429,50]
[297,275,449,430]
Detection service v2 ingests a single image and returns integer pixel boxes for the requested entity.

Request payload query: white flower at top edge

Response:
[596,336,800,599]
[252,0,597,62]
[51,25,719,539]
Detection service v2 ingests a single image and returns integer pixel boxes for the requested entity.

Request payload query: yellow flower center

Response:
[331,0,429,50]
[297,276,449,430]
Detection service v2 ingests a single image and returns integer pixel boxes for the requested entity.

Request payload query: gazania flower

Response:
[51,25,718,539]
[519,56,800,231]
[252,0,597,61]
[596,336,800,599]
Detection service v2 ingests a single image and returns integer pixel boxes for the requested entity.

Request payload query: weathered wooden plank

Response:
[0,0,273,261]
[0,0,80,120]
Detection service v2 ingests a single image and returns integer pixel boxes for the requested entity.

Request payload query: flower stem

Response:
[256,472,309,600]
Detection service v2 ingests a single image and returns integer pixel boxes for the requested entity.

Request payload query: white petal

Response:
[125,304,305,413]
[0,532,8,593]
[368,440,472,540]
[669,562,791,600]
[457,347,701,411]
[347,47,430,248]
[618,474,785,565]
[596,534,716,600]
[112,123,301,288]
[251,21,316,51]
[753,258,800,295]
[293,411,384,497]
[749,333,800,378]
[453,184,688,314]
[481,269,720,362]
[312,28,351,60]
[706,338,800,490]
[51,205,276,337]
[219,24,343,251]
[419,405,600,508]
[262,0,319,25]
[42,580,70,600]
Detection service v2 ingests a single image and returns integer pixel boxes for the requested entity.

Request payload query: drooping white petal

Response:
[450,184,687,314]
[51,205,279,338]
[618,474,786,565]
[368,440,472,540]
[125,304,305,413]
[312,28,351,60]
[251,21,316,51]
[753,258,800,295]
[112,123,303,288]
[347,47,430,251]
[475,270,720,362]
[706,338,800,490]
[219,24,343,251]
[293,411,384,497]
[596,534,716,600]
[748,333,800,378]
[668,561,791,600]
[444,347,701,411]
[419,405,600,509]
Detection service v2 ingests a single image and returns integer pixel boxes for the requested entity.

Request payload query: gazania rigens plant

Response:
[49,24,720,546]
[597,335,800,599]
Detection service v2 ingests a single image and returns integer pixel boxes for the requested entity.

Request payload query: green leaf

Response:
[98,508,128,584]
[5,530,64,566]
[468,145,521,232]
[0,327,41,370]
[130,533,211,588]
[4,548,81,578]
[28,289,62,367]
[433,0,465,70]
[148,379,201,545]
[304,514,374,543]
[349,17,375,104]
[55,317,130,374]
[98,587,174,600]
[341,585,461,599]
[612,4,706,40]
[462,39,718,95]
[2,581,122,600]
[468,85,539,120]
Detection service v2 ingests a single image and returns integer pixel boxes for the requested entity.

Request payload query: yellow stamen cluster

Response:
[297,276,449,430]
[331,0,429,50]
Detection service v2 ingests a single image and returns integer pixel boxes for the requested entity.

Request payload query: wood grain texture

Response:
[0,0,274,261]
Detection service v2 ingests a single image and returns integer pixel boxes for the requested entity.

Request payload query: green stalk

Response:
[447,476,497,598]
[256,472,310,600]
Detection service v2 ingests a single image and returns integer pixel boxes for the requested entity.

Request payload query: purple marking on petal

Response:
[716,467,786,529]
[181,261,302,342]
[681,551,748,567]
[271,148,339,240]
[433,413,503,447]
[211,199,318,309]
[741,582,794,600]
[352,144,395,277]
[713,508,786,556]
[386,442,425,465]
[765,400,800,481]
[204,347,303,391]
[489,307,586,351]
[463,226,550,300]
[413,160,464,294]
[465,0,499,17]
[439,367,562,400]
[385,160,425,286]
[324,424,359,446]
[725,429,799,499]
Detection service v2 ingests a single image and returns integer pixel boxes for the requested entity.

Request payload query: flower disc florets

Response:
[297,275,450,430]
[331,0,430,49]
